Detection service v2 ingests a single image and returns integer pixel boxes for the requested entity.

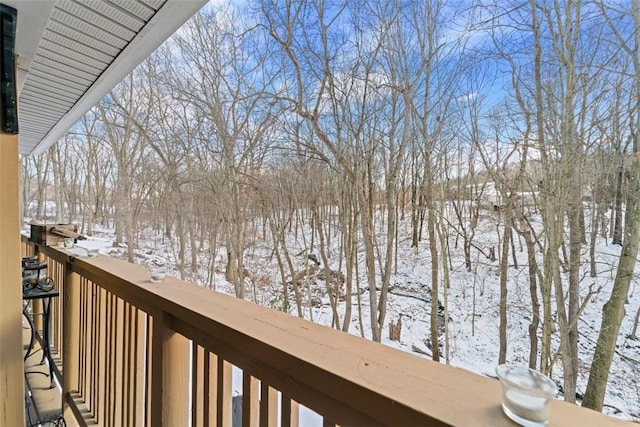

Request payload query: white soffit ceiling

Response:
[8,0,207,155]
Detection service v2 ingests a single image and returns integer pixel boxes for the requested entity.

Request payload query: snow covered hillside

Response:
[53,204,640,422]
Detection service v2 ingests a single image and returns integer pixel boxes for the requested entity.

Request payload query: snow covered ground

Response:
[41,205,640,423]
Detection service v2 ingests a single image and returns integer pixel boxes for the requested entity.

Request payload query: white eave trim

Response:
[23,0,207,155]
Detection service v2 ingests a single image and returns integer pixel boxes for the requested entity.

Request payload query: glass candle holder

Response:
[87,248,99,258]
[149,266,166,283]
[496,364,557,427]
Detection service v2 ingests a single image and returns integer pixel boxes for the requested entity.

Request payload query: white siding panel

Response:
[21,86,78,106]
[39,39,109,70]
[43,29,114,64]
[26,73,86,98]
[50,7,128,48]
[47,20,121,57]
[29,68,89,93]
[57,0,136,40]
[32,56,97,83]
[36,48,104,76]
[21,85,77,104]
[107,0,156,21]
[139,0,166,10]
[78,0,146,32]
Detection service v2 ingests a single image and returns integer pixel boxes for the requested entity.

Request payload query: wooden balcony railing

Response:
[21,235,629,427]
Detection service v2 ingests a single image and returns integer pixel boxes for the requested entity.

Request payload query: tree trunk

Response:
[460,238,470,270]
[437,194,451,364]
[540,256,553,375]
[498,213,511,365]
[342,215,356,333]
[361,162,380,342]
[377,172,399,338]
[123,173,135,264]
[426,176,439,362]
[630,305,640,340]
[612,165,624,245]
[313,206,341,329]
[567,196,582,399]
[177,215,187,279]
[583,163,640,410]
[50,145,65,223]
[589,202,601,277]
[411,161,421,248]
[340,185,357,333]
[524,228,540,371]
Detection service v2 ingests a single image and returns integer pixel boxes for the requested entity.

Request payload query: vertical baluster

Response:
[90,282,99,417]
[217,358,232,427]
[132,308,145,426]
[114,297,124,426]
[192,343,204,427]
[88,282,98,416]
[78,278,86,399]
[81,278,89,405]
[242,372,259,427]
[290,400,299,427]
[106,292,115,427]
[97,287,107,424]
[145,315,153,427]
[280,395,299,427]
[259,383,278,427]
[205,352,218,427]
[104,292,111,426]
[88,283,95,418]
[123,303,133,427]
[122,302,130,427]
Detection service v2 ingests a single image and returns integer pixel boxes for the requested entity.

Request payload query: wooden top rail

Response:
[22,235,631,426]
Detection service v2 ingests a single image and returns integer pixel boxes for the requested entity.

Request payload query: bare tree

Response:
[96,71,153,262]
[259,0,389,340]
[20,152,51,221]
[167,5,280,297]
[583,0,640,411]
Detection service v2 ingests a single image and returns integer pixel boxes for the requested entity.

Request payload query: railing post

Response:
[0,130,25,427]
[62,259,80,418]
[151,312,190,426]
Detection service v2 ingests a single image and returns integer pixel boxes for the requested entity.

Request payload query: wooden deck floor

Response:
[23,314,70,427]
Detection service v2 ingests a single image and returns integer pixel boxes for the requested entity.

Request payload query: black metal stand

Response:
[23,287,59,388]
